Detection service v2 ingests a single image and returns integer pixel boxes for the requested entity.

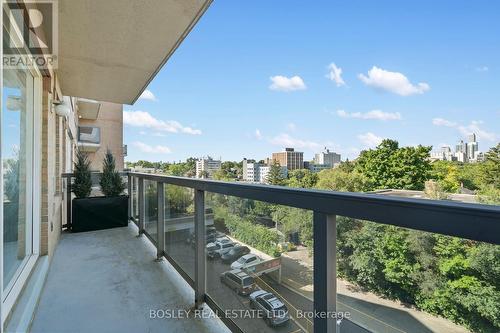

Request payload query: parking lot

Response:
[162,231,305,333]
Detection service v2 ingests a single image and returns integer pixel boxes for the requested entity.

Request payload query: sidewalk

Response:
[280,248,470,333]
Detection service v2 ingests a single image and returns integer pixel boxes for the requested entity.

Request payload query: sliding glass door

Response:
[2,66,35,294]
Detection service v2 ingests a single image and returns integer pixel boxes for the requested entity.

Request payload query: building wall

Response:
[78,102,124,171]
[272,149,303,170]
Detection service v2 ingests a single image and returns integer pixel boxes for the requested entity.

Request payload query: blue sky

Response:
[124,0,500,163]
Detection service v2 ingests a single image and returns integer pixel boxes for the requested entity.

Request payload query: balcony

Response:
[29,172,500,333]
[77,126,101,152]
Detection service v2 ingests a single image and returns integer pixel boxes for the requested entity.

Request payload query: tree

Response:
[100,150,125,197]
[287,169,318,188]
[355,139,432,190]
[480,144,500,188]
[424,180,448,200]
[72,150,92,198]
[316,168,373,192]
[267,161,286,185]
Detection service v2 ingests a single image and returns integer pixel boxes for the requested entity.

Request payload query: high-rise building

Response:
[314,148,341,167]
[467,134,478,161]
[195,157,221,178]
[272,148,304,170]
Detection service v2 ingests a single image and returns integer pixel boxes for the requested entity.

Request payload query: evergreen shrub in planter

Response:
[72,150,128,232]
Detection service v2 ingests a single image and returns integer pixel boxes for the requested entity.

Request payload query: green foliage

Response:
[267,161,286,185]
[287,169,318,188]
[480,143,500,188]
[355,139,432,190]
[424,180,449,200]
[100,150,125,197]
[215,206,281,257]
[272,206,313,249]
[213,161,242,181]
[4,150,19,202]
[316,168,373,192]
[72,150,92,198]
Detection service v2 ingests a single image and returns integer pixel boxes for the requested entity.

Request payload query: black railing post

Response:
[66,176,72,230]
[127,174,132,222]
[314,212,337,332]
[156,182,165,260]
[194,189,206,307]
[138,177,145,236]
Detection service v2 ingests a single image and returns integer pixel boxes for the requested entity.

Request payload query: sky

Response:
[124,0,500,163]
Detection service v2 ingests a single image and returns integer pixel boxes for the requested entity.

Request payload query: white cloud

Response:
[269,133,322,150]
[358,66,430,96]
[326,63,345,87]
[432,118,457,127]
[123,110,201,135]
[458,121,497,142]
[432,118,497,142]
[255,129,262,140]
[337,109,401,121]
[475,66,489,72]
[358,132,383,147]
[269,75,306,92]
[132,141,171,154]
[139,89,157,101]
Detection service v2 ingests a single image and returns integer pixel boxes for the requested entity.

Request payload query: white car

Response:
[206,238,235,259]
[230,254,261,270]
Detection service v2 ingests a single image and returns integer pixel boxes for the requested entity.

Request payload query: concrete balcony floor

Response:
[30,224,230,333]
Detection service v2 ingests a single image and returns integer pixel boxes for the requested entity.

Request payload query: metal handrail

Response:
[128,172,500,245]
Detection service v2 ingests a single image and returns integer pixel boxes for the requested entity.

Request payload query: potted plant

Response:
[72,150,128,232]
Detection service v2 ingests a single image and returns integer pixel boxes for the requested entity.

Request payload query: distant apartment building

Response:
[314,148,341,167]
[309,164,331,173]
[242,159,260,182]
[242,158,288,183]
[258,165,288,184]
[195,157,221,178]
[272,148,303,170]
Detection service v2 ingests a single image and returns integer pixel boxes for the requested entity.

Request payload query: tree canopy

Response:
[355,139,432,190]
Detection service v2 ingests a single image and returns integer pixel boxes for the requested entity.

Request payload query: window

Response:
[2,66,35,292]
[78,126,100,144]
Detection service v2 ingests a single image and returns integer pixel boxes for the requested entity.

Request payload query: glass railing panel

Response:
[205,193,314,332]
[163,184,195,280]
[335,216,500,333]
[144,180,157,243]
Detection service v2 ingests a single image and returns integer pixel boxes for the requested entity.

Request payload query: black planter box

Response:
[72,195,129,233]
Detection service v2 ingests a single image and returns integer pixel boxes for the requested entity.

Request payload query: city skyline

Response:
[123,1,500,162]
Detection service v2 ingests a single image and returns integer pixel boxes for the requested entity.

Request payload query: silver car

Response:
[220,269,257,296]
[249,290,289,326]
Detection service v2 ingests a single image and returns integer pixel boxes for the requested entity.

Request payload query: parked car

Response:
[221,245,251,264]
[230,254,261,270]
[206,238,235,259]
[185,227,218,246]
[249,290,289,326]
[220,269,257,295]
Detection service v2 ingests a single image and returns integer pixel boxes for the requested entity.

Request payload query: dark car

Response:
[220,269,257,296]
[220,245,251,264]
[185,227,218,247]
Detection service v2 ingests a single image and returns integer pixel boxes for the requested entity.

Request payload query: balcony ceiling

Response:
[57,0,212,104]
[76,98,101,120]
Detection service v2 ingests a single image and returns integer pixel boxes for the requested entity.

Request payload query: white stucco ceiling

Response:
[57,0,211,104]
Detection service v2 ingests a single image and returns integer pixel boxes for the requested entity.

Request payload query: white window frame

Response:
[1,22,43,326]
